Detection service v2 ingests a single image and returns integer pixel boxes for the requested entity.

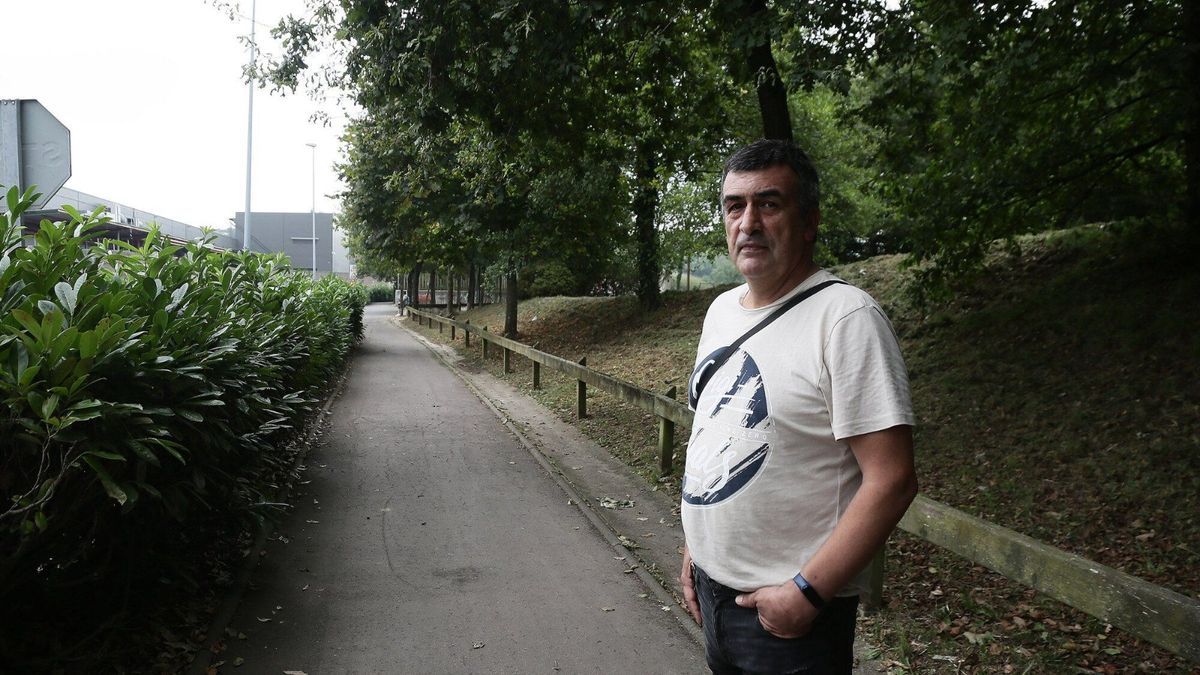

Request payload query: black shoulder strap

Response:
[688,279,847,410]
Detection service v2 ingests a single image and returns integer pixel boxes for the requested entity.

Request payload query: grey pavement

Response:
[217,303,705,674]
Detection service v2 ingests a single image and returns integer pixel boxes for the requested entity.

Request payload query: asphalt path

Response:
[220,303,704,674]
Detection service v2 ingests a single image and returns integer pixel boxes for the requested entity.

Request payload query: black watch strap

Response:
[792,572,827,611]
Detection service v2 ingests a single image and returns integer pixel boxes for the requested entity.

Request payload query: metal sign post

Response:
[0,99,72,212]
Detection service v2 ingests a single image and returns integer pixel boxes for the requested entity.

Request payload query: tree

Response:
[859,0,1195,291]
[590,3,731,309]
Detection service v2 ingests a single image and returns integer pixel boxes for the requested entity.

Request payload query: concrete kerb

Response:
[396,318,706,649]
[187,368,351,675]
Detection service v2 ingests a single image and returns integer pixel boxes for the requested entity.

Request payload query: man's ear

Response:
[804,208,821,242]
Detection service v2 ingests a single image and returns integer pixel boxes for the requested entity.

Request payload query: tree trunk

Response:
[447,271,455,316]
[742,0,792,142]
[1186,0,1199,234]
[409,264,422,308]
[466,263,476,310]
[634,139,662,311]
[429,268,437,309]
[503,266,519,338]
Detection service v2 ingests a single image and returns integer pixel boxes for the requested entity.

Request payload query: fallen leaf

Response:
[472,642,485,649]
[601,607,615,612]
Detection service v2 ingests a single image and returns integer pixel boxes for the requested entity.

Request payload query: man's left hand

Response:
[735,581,817,638]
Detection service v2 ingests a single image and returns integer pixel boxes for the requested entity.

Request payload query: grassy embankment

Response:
[408,222,1199,674]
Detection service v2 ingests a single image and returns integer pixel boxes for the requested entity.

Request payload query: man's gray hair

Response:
[721,139,820,215]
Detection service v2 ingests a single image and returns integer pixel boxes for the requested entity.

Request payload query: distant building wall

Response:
[233,211,335,274]
[332,226,351,279]
[23,186,239,250]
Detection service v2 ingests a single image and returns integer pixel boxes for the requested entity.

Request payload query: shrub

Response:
[526,262,578,297]
[0,187,365,661]
[366,281,394,303]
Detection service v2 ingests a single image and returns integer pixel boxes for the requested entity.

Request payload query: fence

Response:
[406,307,1200,662]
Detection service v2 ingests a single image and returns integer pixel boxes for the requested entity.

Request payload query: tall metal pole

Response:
[307,142,317,278]
[242,0,257,250]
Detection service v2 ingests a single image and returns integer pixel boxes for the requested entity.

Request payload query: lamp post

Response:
[243,0,256,251]
[306,142,317,278]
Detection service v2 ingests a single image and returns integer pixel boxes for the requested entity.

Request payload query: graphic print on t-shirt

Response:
[683,347,772,506]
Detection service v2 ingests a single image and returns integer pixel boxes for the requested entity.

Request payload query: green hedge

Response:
[366,281,394,303]
[0,187,366,616]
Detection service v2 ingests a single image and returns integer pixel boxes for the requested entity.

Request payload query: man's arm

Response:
[736,424,917,638]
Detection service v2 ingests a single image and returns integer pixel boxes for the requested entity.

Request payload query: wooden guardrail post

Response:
[482,327,489,359]
[464,320,471,347]
[576,356,587,418]
[658,385,677,475]
[438,317,443,334]
[503,346,512,373]
[450,322,456,340]
[864,547,885,611]
[532,361,541,389]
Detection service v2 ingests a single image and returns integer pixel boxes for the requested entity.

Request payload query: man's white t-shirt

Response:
[682,270,913,596]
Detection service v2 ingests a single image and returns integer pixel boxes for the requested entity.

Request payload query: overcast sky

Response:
[4,0,347,230]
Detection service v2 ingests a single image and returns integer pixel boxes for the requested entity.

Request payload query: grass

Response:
[407,220,1199,673]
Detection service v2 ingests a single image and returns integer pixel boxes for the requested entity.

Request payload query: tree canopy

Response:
[255,0,1196,307]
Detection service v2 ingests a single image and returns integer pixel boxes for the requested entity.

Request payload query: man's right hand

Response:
[680,545,702,625]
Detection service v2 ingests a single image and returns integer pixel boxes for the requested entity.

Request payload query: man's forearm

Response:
[799,426,917,603]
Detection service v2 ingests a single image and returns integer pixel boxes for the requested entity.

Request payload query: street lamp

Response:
[243,0,257,251]
[306,142,317,278]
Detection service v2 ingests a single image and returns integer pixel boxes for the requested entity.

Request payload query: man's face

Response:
[721,164,817,286]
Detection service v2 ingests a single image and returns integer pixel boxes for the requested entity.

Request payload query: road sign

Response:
[0,99,72,210]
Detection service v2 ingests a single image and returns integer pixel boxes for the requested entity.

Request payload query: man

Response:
[680,139,917,674]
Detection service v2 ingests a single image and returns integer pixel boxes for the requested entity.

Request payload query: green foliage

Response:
[0,187,364,616]
[657,174,727,281]
[365,282,394,303]
[860,0,1192,295]
[261,0,1195,304]
[525,262,577,298]
[788,85,898,265]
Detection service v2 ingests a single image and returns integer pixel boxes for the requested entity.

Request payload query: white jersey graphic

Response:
[683,348,772,506]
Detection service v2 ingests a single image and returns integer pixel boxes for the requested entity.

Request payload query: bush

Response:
[526,262,577,297]
[0,187,365,663]
[366,281,393,303]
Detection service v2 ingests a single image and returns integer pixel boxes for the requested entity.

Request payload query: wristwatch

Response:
[792,572,827,611]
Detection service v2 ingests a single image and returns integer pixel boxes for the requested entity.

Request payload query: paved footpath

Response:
[218,304,704,674]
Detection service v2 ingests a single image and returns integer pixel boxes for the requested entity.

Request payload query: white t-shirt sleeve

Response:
[823,304,914,440]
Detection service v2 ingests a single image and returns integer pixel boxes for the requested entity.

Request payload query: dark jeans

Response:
[693,564,859,675]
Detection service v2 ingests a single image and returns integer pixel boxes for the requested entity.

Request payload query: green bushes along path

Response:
[0,187,366,665]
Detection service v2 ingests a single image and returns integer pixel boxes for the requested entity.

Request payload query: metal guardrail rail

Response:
[407,307,1200,662]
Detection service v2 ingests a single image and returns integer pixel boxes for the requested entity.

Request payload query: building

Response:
[15,186,240,250]
[9,189,354,279]
[233,211,352,278]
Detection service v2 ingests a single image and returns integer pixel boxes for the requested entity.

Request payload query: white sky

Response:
[3,0,347,230]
